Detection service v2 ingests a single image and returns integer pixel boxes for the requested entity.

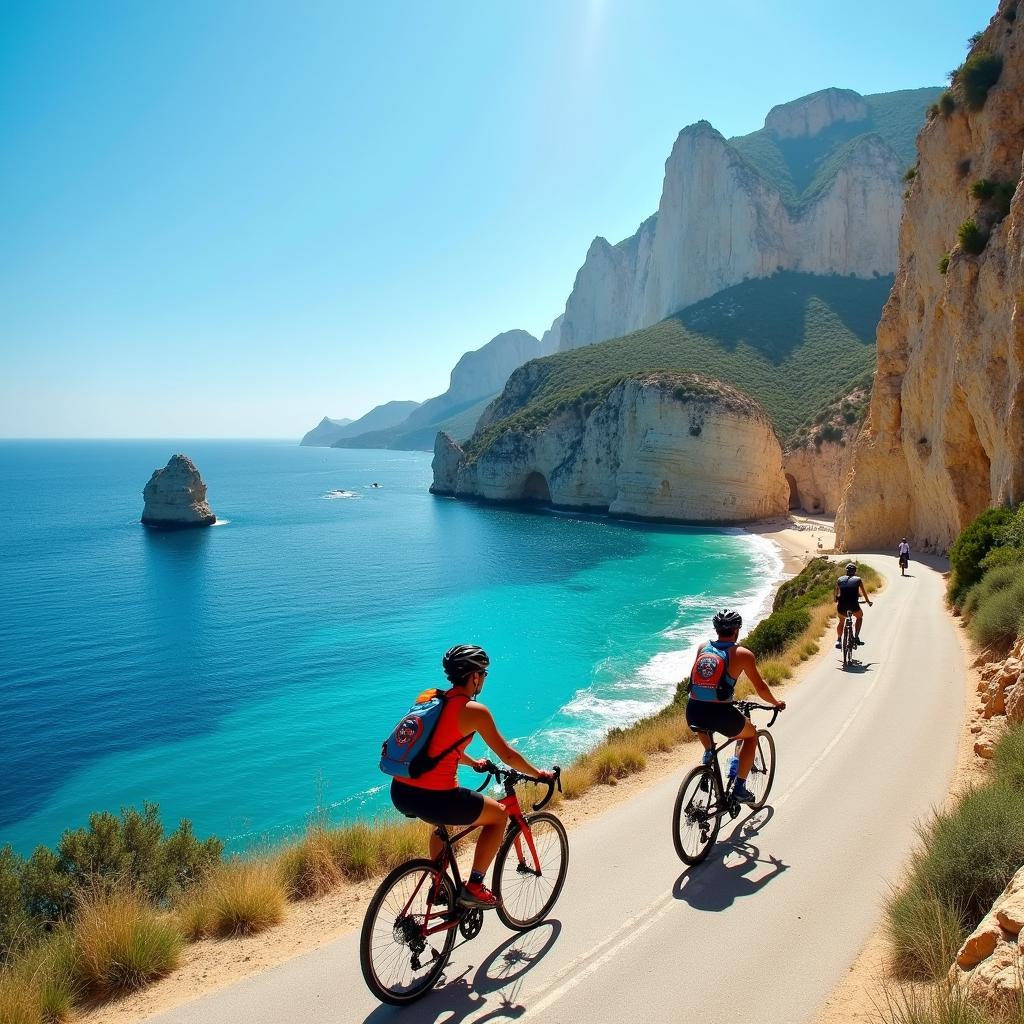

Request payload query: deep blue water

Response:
[0,441,780,854]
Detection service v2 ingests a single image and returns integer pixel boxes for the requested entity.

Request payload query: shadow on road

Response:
[672,807,789,912]
[841,659,874,674]
[361,921,561,1024]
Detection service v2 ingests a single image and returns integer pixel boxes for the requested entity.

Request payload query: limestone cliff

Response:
[558,87,932,353]
[431,373,788,524]
[838,4,1024,551]
[141,454,216,529]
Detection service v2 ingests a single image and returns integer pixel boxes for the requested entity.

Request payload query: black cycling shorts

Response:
[390,779,485,826]
[837,599,861,615]
[685,700,746,739]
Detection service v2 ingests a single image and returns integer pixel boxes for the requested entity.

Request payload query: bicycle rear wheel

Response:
[842,622,853,668]
[746,729,776,810]
[359,859,457,1005]
[493,811,569,930]
[672,765,720,865]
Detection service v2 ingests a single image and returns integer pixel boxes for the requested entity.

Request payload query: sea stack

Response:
[141,454,217,529]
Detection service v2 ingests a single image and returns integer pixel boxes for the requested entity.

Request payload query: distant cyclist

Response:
[898,538,911,577]
[835,562,872,648]
[389,645,554,910]
[687,610,785,805]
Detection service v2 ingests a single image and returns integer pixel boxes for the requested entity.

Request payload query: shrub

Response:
[182,861,285,938]
[960,51,1003,110]
[994,723,1024,792]
[904,166,918,181]
[888,781,1024,979]
[589,745,646,785]
[949,506,1014,605]
[971,178,996,200]
[73,889,183,995]
[6,930,80,1023]
[745,607,811,658]
[969,579,1024,648]
[938,252,951,274]
[0,847,37,965]
[277,828,343,901]
[957,217,987,255]
[962,562,1021,618]
[939,91,956,116]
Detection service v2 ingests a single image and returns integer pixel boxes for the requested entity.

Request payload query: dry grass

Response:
[178,861,285,939]
[73,890,183,996]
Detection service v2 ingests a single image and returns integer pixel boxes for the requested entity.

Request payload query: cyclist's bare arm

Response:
[859,582,873,605]
[461,702,548,777]
[733,646,786,709]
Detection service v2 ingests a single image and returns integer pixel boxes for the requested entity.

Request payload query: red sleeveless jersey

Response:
[395,691,473,791]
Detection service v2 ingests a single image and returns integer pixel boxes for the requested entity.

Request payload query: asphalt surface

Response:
[150,553,963,1024]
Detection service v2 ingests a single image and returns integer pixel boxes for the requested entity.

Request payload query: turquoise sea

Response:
[0,441,781,855]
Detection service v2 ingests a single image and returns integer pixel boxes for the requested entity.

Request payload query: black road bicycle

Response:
[360,763,567,1006]
[671,701,781,865]
[841,610,857,669]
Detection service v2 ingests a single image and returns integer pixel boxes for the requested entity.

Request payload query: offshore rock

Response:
[141,454,216,530]
[838,10,1024,551]
[432,373,788,524]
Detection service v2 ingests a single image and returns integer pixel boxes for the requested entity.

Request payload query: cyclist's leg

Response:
[853,607,864,638]
[470,796,509,876]
[835,604,844,646]
[735,720,759,778]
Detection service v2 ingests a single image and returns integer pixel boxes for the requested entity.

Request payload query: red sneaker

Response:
[457,881,500,909]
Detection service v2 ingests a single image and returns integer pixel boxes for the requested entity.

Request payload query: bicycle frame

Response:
[394,783,542,941]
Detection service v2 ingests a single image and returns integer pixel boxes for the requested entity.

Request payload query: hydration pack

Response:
[688,642,734,702]
[379,689,469,779]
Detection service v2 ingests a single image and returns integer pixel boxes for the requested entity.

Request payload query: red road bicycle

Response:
[359,762,567,1005]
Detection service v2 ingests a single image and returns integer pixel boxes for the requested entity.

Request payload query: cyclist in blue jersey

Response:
[834,562,872,648]
[686,609,785,805]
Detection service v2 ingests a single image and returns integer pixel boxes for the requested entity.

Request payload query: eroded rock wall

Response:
[783,440,853,515]
[432,375,788,524]
[838,5,1024,551]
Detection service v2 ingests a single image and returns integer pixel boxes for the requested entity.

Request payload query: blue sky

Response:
[0,0,993,437]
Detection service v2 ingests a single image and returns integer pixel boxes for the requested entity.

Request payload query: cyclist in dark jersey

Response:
[835,562,873,648]
[686,609,785,805]
[389,645,553,909]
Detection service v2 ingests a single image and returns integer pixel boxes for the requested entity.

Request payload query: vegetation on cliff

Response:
[467,273,890,460]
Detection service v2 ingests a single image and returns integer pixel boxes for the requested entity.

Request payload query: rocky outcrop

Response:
[838,8,1024,551]
[558,89,911,352]
[403,330,543,430]
[764,88,869,139]
[141,455,216,529]
[951,861,1024,1012]
[432,373,788,523]
[971,636,1024,759]
[539,314,564,356]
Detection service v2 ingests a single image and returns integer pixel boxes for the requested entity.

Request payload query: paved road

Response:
[152,554,962,1024]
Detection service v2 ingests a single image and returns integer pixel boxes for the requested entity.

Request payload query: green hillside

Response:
[465,273,891,459]
[728,87,940,209]
[334,393,494,451]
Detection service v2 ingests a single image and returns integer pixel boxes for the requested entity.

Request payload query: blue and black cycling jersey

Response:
[837,574,862,612]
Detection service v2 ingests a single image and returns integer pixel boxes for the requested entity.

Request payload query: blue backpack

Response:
[379,689,469,779]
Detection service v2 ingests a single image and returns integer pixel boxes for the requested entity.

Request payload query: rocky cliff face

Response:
[559,89,909,352]
[141,454,216,529]
[431,374,788,524]
[404,330,542,429]
[838,5,1024,551]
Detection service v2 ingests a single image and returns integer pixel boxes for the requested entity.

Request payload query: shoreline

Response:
[81,514,840,1024]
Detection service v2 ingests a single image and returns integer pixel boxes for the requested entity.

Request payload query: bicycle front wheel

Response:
[746,729,776,810]
[672,765,720,865]
[359,859,457,1005]
[493,811,569,930]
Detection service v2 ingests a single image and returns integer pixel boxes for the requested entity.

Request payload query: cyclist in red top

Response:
[389,645,554,909]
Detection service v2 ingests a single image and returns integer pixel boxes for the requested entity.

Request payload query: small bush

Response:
[277,829,342,901]
[962,562,1021,618]
[73,890,183,995]
[745,607,812,658]
[877,975,1006,1023]
[994,723,1024,792]
[904,166,918,181]
[939,91,956,116]
[960,51,1003,109]
[971,178,996,200]
[969,578,1024,648]
[182,861,285,939]
[759,660,792,686]
[949,506,1013,605]
[939,252,951,274]
[589,745,646,785]
[887,881,967,981]
[7,930,80,1023]
[957,218,987,255]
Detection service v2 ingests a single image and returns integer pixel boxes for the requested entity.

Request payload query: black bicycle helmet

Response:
[712,609,743,634]
[442,644,490,683]
[846,562,857,574]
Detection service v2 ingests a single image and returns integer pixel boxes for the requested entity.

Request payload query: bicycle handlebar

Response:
[734,700,784,728]
[472,761,562,810]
